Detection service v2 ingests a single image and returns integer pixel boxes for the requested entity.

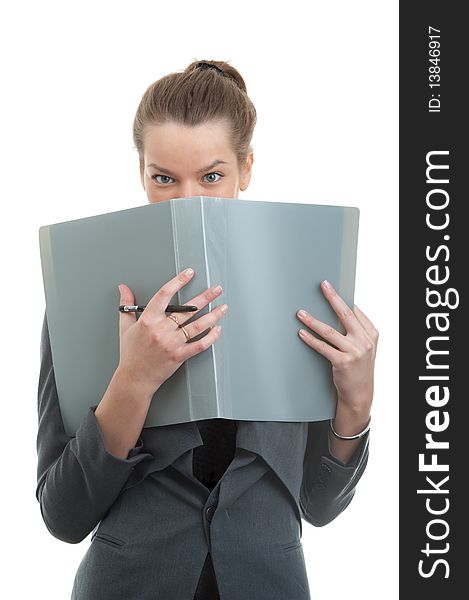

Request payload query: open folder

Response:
[39,196,359,436]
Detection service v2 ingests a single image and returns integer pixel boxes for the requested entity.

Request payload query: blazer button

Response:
[205,505,216,522]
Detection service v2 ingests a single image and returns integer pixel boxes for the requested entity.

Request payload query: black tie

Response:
[192,419,237,599]
[192,418,237,491]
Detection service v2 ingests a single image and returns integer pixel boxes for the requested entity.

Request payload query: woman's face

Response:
[140,120,253,203]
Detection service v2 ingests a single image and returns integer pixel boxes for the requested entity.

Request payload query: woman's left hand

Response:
[296,279,379,417]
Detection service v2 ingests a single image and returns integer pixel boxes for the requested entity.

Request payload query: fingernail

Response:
[322,280,332,289]
[298,310,307,318]
[118,285,122,293]
[184,268,194,276]
[213,285,222,294]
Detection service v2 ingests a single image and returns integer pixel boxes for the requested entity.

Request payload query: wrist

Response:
[332,405,371,438]
[113,366,158,402]
[336,387,373,415]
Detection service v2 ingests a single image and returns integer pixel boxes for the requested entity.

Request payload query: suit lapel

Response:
[140,420,203,470]
[126,418,309,529]
[123,420,203,491]
[235,420,309,514]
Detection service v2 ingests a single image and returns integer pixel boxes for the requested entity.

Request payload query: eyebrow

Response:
[147,159,229,176]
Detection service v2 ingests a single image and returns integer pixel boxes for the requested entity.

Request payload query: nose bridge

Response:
[179,179,203,199]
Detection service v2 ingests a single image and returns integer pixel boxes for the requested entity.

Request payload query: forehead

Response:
[143,120,233,159]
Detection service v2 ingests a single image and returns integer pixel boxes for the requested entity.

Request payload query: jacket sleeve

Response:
[299,419,370,527]
[36,310,154,544]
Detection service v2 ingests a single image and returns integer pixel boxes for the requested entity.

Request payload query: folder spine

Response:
[201,198,231,418]
[170,198,220,419]
[169,200,194,417]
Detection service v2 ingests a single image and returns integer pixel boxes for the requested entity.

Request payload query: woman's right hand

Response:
[116,268,228,395]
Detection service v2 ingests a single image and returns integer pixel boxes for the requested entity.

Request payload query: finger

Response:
[298,329,343,364]
[144,268,196,319]
[118,283,136,338]
[176,323,223,361]
[320,280,363,335]
[167,282,224,328]
[175,303,228,341]
[296,310,355,352]
[354,305,379,340]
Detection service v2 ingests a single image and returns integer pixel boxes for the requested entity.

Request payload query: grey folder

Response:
[39,197,359,435]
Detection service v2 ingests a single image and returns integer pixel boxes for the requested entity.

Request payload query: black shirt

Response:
[192,419,237,600]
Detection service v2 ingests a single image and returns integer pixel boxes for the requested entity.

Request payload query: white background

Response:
[0,1,398,598]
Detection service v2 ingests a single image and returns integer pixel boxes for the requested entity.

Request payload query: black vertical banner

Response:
[400,2,465,597]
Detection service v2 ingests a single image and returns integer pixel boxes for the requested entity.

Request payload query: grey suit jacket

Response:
[36,311,370,600]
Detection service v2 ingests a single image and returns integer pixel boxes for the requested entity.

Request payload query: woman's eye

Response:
[203,172,223,183]
[152,174,175,184]
[151,172,223,185]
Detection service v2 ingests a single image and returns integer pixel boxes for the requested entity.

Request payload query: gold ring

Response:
[168,314,180,326]
[168,314,191,342]
[180,325,190,341]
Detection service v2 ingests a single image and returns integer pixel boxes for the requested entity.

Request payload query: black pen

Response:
[119,304,198,313]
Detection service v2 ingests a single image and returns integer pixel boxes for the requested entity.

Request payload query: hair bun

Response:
[189,59,248,93]
[195,62,225,75]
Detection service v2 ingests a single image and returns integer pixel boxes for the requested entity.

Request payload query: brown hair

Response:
[132,59,257,177]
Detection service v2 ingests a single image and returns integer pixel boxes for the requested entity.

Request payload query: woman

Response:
[36,60,378,599]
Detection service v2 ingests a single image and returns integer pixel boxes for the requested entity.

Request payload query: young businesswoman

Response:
[36,60,379,599]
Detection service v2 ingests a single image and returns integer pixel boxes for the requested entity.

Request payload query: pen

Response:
[119,304,198,313]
